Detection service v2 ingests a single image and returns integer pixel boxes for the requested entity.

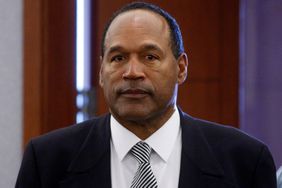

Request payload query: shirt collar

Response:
[110,107,181,163]
[145,108,180,162]
[110,115,140,161]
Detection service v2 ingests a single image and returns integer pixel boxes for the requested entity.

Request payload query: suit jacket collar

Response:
[179,110,224,176]
[178,110,236,188]
[60,114,112,188]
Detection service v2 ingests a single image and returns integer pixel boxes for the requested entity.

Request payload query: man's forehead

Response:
[104,9,170,51]
[114,9,163,24]
[105,9,168,39]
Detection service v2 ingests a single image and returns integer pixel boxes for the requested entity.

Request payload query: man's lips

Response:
[117,88,151,98]
[122,89,147,94]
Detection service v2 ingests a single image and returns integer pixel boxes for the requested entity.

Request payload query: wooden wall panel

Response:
[23,0,76,146]
[24,0,44,145]
[219,0,239,125]
[93,0,239,127]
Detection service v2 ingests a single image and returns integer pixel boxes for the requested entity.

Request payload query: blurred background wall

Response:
[0,0,22,187]
[240,0,282,168]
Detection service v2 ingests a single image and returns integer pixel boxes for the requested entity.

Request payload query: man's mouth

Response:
[118,88,151,99]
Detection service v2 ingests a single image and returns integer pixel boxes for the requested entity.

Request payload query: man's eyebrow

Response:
[140,44,163,53]
[106,45,124,55]
[106,43,164,55]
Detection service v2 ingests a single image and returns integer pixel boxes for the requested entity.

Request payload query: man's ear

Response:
[177,53,188,84]
[99,56,104,87]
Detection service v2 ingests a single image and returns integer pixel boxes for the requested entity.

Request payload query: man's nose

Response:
[122,58,145,80]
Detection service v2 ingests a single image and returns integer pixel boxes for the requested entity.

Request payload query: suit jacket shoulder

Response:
[179,111,277,188]
[16,114,111,188]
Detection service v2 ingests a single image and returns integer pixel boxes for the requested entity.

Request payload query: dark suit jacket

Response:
[16,110,277,188]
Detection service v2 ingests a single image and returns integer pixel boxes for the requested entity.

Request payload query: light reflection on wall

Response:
[76,0,92,123]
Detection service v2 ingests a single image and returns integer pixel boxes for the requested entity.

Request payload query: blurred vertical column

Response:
[76,0,96,123]
[0,0,22,187]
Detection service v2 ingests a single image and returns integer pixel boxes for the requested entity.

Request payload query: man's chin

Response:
[119,111,150,121]
[113,108,153,123]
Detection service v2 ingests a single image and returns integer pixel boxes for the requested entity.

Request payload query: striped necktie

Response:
[130,141,158,188]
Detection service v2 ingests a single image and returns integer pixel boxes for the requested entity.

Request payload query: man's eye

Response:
[145,55,157,61]
[111,55,125,62]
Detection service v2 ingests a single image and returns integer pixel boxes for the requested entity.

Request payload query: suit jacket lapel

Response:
[59,114,112,188]
[178,110,236,188]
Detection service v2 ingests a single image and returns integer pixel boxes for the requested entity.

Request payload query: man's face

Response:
[100,10,187,124]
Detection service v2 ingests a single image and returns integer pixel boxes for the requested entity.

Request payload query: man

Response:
[16,2,277,188]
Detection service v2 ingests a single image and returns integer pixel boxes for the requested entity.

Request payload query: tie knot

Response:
[131,142,152,163]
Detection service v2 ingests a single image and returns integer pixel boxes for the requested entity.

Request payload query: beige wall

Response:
[0,0,22,187]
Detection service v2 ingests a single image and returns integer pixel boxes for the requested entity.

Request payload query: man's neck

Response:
[112,106,176,140]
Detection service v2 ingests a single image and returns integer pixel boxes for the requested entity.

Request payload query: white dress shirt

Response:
[110,109,182,188]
